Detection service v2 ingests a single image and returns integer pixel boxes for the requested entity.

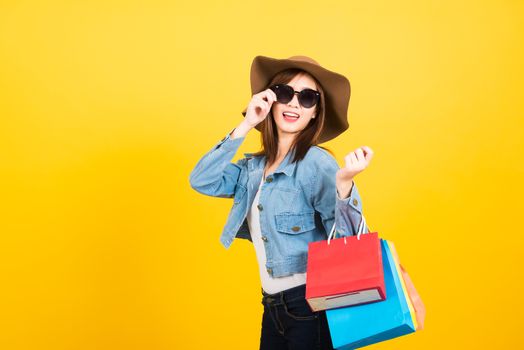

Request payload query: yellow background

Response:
[1,0,523,349]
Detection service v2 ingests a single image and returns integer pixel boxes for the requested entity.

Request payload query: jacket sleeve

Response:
[311,154,370,238]
[189,128,247,199]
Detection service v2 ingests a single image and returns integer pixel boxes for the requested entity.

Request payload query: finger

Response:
[267,92,276,106]
[269,92,277,106]
[344,153,354,166]
[361,146,374,161]
[267,88,278,102]
[253,93,265,104]
[255,90,267,98]
[253,97,267,107]
[254,99,268,112]
[260,89,275,104]
[255,95,268,104]
[360,145,371,156]
[349,152,358,165]
[355,148,365,163]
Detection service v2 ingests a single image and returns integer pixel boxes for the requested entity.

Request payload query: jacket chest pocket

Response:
[275,211,316,234]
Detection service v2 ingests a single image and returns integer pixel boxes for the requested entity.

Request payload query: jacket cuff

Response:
[213,128,245,152]
[336,183,363,213]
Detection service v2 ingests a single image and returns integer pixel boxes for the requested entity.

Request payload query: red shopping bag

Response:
[306,215,386,312]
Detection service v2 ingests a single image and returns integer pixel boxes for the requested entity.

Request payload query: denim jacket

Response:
[189,128,369,278]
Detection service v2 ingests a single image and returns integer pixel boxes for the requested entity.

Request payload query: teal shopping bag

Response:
[326,239,416,349]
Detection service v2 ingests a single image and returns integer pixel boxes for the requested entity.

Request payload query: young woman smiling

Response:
[189,55,374,350]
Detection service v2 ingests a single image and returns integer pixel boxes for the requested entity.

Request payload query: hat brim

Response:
[241,55,350,144]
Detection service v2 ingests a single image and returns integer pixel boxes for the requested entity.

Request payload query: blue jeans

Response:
[260,284,335,350]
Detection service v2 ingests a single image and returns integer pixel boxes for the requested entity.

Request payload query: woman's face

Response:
[271,72,318,138]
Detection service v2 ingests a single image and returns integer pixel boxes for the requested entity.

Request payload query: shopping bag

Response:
[306,214,386,312]
[326,239,416,349]
[387,241,419,331]
[388,241,426,330]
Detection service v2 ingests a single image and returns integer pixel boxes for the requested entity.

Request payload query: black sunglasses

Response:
[269,84,320,109]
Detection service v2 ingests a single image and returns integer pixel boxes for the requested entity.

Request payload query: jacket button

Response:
[291,226,301,232]
[352,199,358,206]
[261,235,268,242]
[266,267,272,274]
[257,204,263,211]
[266,176,273,183]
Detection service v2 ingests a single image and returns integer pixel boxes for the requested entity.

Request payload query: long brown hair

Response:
[250,68,335,168]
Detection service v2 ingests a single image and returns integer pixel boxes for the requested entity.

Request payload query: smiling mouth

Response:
[282,112,300,122]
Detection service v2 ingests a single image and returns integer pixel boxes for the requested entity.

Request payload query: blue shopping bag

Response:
[326,239,416,349]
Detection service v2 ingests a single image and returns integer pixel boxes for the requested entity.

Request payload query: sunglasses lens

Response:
[299,90,319,108]
[271,84,294,103]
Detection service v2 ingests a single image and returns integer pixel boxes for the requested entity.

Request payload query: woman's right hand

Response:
[244,88,278,127]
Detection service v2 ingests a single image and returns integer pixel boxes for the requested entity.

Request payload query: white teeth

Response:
[283,112,299,118]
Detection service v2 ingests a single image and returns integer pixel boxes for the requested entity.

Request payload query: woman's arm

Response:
[188,121,252,198]
[335,185,370,236]
[312,154,369,238]
[189,86,276,198]
[335,145,375,235]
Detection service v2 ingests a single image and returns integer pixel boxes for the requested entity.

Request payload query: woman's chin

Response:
[275,120,307,135]
[277,126,303,136]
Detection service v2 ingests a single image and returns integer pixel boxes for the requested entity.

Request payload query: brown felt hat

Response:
[241,55,351,143]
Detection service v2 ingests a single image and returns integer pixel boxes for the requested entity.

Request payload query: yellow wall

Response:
[1,1,522,349]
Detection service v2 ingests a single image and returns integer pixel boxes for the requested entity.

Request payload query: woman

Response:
[189,55,373,350]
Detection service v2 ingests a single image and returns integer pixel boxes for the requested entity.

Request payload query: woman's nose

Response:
[288,93,300,108]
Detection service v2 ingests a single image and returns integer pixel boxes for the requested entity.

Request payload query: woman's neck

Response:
[276,131,296,158]
[264,132,296,178]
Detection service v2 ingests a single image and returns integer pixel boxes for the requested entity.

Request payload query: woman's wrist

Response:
[336,179,354,199]
[231,120,254,139]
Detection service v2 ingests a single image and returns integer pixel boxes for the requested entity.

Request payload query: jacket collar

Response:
[244,150,297,177]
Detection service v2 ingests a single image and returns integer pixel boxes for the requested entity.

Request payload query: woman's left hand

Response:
[336,146,374,197]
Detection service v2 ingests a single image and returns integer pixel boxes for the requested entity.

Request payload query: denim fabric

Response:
[189,128,369,277]
[260,283,334,350]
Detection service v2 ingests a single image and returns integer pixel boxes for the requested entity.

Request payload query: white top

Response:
[247,176,307,294]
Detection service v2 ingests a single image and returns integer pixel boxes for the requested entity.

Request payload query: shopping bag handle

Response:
[327,213,368,245]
